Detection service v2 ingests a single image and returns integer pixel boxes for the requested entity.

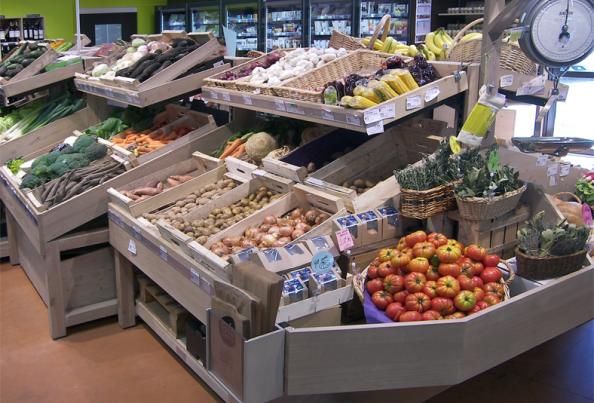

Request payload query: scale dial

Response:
[520,0,594,67]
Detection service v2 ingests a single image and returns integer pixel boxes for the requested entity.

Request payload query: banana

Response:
[373,39,384,51]
[388,40,400,54]
[461,33,482,42]
[440,30,453,46]
[433,30,445,50]
[408,44,419,57]
[383,37,395,53]
[424,32,442,57]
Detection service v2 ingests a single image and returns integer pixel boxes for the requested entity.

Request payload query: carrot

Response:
[220,138,243,159]
[231,144,246,158]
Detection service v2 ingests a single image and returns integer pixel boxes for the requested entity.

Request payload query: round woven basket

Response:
[328,14,391,51]
[399,180,461,220]
[515,248,588,280]
[447,18,537,75]
[455,183,527,221]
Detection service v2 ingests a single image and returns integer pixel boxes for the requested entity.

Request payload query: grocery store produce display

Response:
[0,42,49,80]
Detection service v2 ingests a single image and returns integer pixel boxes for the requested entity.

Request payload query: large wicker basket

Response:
[448,18,537,75]
[328,14,391,51]
[399,180,461,220]
[515,248,588,280]
[455,184,527,221]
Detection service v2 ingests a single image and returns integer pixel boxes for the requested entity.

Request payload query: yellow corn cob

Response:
[382,37,395,53]
[373,39,384,51]
[394,69,419,90]
[340,95,353,107]
[354,84,382,103]
[380,74,410,95]
[348,96,378,109]
[368,80,397,99]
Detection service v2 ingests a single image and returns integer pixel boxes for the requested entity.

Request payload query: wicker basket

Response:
[273,49,394,102]
[447,18,537,75]
[354,260,514,303]
[455,184,527,221]
[328,14,391,51]
[399,180,461,220]
[515,248,588,280]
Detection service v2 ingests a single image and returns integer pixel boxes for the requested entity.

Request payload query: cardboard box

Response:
[333,214,362,248]
[376,206,401,240]
[282,278,308,304]
[356,210,383,245]
[304,235,339,258]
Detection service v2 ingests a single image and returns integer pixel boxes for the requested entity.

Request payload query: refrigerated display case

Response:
[223,0,260,53]
[156,5,188,32]
[191,2,221,36]
[309,0,354,48]
[414,0,431,42]
[265,0,304,51]
[359,1,410,43]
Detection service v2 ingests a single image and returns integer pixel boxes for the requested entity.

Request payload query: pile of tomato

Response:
[366,230,506,322]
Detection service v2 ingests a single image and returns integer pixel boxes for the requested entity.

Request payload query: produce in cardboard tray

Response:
[365,230,508,322]
[0,42,47,80]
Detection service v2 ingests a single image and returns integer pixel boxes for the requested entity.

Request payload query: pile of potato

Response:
[341,178,376,194]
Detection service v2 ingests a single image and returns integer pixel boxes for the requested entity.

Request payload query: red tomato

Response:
[481,267,503,283]
[459,258,474,277]
[370,257,381,266]
[457,274,474,290]
[404,272,427,293]
[398,311,423,322]
[390,251,411,269]
[426,265,440,281]
[393,290,409,304]
[439,263,461,277]
[469,304,482,314]
[385,302,405,321]
[447,239,464,251]
[454,290,477,312]
[412,242,436,259]
[378,248,396,262]
[396,237,407,251]
[405,230,427,248]
[473,287,485,302]
[464,244,487,261]
[436,245,462,263]
[405,292,431,312]
[422,280,438,299]
[401,248,414,260]
[383,274,404,294]
[477,301,489,310]
[471,261,484,276]
[378,261,396,278]
[367,266,379,279]
[444,312,466,320]
[422,310,443,321]
[427,232,448,248]
[483,254,500,267]
[482,294,502,306]
[407,257,430,274]
[470,276,484,289]
[483,282,505,299]
[436,275,460,298]
[366,278,384,295]
[371,290,393,310]
[431,297,455,316]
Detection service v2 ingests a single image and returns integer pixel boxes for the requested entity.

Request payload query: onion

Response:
[276,218,289,226]
[252,232,263,243]
[222,237,234,247]
[315,213,330,225]
[279,226,294,237]
[263,215,277,225]
[295,222,311,232]
[305,209,318,225]
[268,225,280,235]
[290,208,303,219]
[278,236,292,244]
[244,228,260,238]
[241,239,256,248]
[291,229,305,240]
[260,224,271,232]
[211,241,226,250]
[210,246,227,257]
[229,236,242,246]
[262,234,277,247]
[231,246,244,253]
[272,240,286,247]
[285,219,295,227]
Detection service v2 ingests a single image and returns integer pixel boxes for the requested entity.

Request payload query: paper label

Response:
[406,95,422,110]
[159,245,168,262]
[190,268,200,286]
[363,108,382,124]
[559,163,571,177]
[209,90,219,100]
[311,251,334,275]
[241,94,253,105]
[549,175,557,186]
[286,103,305,115]
[517,76,546,96]
[547,163,559,177]
[214,60,225,68]
[500,74,514,88]
[273,99,286,111]
[221,92,231,101]
[128,239,137,255]
[346,114,362,126]
[424,87,440,102]
[335,229,354,252]
[379,103,396,119]
[536,154,548,166]
[321,109,335,121]
[366,120,384,135]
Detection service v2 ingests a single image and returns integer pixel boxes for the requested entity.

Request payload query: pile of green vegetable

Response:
[82,105,163,139]
[576,172,594,207]
[518,211,589,257]
[7,158,25,174]
[0,93,86,143]
[0,42,46,80]
[20,135,108,189]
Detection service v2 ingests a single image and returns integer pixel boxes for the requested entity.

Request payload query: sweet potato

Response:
[133,187,161,196]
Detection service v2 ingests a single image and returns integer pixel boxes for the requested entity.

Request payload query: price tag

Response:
[286,103,305,115]
[549,175,558,186]
[406,95,422,110]
[190,268,200,286]
[159,245,168,262]
[311,251,334,275]
[536,154,548,166]
[127,239,137,255]
[346,114,362,126]
[242,94,253,105]
[424,87,440,103]
[214,60,225,68]
[547,163,559,177]
[209,90,219,100]
[517,76,545,96]
[335,229,354,252]
[363,108,382,124]
[379,103,396,119]
[273,99,286,111]
[559,163,571,177]
[500,75,514,88]
[221,92,231,102]
[321,109,335,121]
[366,120,384,135]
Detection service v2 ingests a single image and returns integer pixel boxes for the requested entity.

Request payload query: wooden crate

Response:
[0,46,58,85]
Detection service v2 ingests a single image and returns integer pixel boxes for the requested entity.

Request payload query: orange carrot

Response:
[231,144,246,158]
[220,139,243,159]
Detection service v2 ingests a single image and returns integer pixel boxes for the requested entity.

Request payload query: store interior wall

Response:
[0,0,166,39]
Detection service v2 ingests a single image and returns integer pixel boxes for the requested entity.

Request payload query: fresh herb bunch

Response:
[6,157,24,174]
[455,145,522,198]
[576,173,594,206]
[518,211,590,257]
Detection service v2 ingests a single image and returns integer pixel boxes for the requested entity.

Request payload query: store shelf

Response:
[438,12,484,17]
[269,32,301,37]
[269,19,302,23]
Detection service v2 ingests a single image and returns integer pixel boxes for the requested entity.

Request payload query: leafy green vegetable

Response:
[6,158,24,174]
[72,135,96,153]
[576,177,594,206]
[84,117,128,139]
[83,142,108,161]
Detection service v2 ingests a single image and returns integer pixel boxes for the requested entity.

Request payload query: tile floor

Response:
[1,262,592,403]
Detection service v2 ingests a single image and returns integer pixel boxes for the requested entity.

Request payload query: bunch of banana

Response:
[460,32,482,42]
[362,36,419,57]
[423,28,453,60]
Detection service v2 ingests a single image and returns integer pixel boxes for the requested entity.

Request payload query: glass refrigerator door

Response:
[192,5,221,36]
[309,0,353,48]
[414,0,431,42]
[359,1,409,43]
[161,8,187,31]
[266,0,303,51]
[225,3,259,53]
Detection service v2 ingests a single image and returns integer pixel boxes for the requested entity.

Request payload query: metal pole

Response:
[75,0,81,51]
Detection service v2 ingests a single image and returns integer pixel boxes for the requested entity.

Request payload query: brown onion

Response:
[231,246,244,253]
[305,209,318,225]
[229,236,242,246]
[278,226,294,237]
[262,234,277,247]
[260,224,271,232]
[222,237,234,247]
[278,236,292,244]
[291,229,305,240]
[268,225,280,235]
[241,238,256,248]
[263,215,277,225]
[272,240,286,247]
[295,222,311,232]
[276,218,289,226]
[252,232,263,243]
[244,228,260,238]
[290,208,303,219]
[315,213,330,224]
[211,246,227,257]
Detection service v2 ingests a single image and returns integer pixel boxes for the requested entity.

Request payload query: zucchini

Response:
[22,58,35,67]
[128,57,156,78]
[136,63,161,82]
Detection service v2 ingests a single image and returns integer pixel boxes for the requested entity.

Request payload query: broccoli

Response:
[31,164,52,180]
[31,151,60,169]
[20,174,43,189]
[83,142,108,161]
[72,135,96,153]
[48,153,90,177]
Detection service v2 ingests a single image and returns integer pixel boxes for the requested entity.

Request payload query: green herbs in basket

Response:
[576,173,594,206]
[517,211,589,257]
[455,145,522,198]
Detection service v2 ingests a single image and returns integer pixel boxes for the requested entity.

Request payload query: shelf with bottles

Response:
[0,18,23,54]
[360,2,408,19]
[22,17,44,41]
[227,13,258,24]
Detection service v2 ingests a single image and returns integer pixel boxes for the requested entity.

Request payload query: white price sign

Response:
[424,87,440,103]
[536,154,548,166]
[363,108,382,124]
[209,90,219,100]
[517,76,545,96]
[321,109,335,121]
[379,103,396,119]
[346,114,362,126]
[286,103,305,115]
[127,240,137,255]
[406,95,422,110]
[242,94,253,105]
[221,92,231,102]
[273,99,286,111]
[366,120,384,135]
[560,163,571,177]
[500,74,514,88]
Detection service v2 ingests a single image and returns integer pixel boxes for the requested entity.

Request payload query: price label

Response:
[190,268,200,286]
[406,95,422,110]
[286,103,305,115]
[366,120,384,135]
[363,108,382,124]
[274,99,286,111]
[159,245,168,262]
[128,239,137,255]
[209,90,219,100]
[424,87,440,103]
[214,60,225,68]
[221,92,231,102]
[335,229,354,252]
[321,109,335,121]
[242,94,253,105]
[379,103,396,119]
[500,75,514,88]
[517,76,545,96]
[311,251,334,275]
[346,114,362,126]
[549,175,558,186]
[536,154,548,166]
[547,163,559,177]
[559,163,571,177]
